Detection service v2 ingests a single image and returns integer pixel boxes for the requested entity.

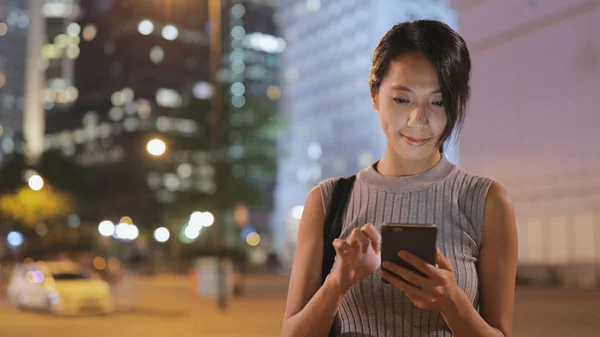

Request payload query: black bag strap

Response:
[321,175,357,284]
[320,175,356,337]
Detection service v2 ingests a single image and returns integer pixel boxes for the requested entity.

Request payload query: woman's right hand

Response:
[329,223,381,294]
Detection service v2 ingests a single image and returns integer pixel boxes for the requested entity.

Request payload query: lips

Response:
[400,134,431,146]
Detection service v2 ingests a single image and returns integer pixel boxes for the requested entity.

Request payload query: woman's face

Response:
[371,52,447,163]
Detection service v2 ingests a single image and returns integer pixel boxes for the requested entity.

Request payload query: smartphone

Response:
[381,223,438,284]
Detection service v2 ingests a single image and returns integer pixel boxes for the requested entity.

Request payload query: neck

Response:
[377,146,442,177]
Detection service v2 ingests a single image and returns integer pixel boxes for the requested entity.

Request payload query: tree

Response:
[0,151,81,240]
[0,186,73,228]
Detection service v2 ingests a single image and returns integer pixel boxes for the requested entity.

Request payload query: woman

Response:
[282,20,518,337]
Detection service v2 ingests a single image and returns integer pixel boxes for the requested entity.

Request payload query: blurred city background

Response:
[0,0,598,336]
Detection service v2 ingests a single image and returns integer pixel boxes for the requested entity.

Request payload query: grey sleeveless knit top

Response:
[319,156,493,337]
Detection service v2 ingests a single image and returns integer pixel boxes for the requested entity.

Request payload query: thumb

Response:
[436,248,453,271]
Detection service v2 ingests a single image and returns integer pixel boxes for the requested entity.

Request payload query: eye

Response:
[432,100,444,107]
[393,98,410,104]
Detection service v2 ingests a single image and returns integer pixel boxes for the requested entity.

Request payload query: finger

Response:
[349,228,370,254]
[360,223,381,251]
[398,251,438,277]
[382,262,436,289]
[381,270,430,298]
[333,239,352,257]
[407,293,437,305]
[406,293,436,311]
[436,248,453,271]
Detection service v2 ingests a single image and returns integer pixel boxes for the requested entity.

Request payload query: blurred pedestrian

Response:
[282,20,518,337]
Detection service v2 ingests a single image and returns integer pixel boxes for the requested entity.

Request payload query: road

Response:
[0,274,599,337]
[0,273,288,337]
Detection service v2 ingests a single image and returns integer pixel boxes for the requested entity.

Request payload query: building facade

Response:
[0,0,80,160]
[0,0,30,154]
[452,0,600,286]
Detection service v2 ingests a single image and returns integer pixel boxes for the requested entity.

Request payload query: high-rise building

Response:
[272,0,458,263]
[0,0,30,154]
[42,0,282,234]
[221,0,283,228]
[0,0,80,160]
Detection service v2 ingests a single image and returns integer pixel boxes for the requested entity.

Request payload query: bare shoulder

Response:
[293,184,326,250]
[485,181,514,218]
[283,184,326,319]
[482,181,517,247]
[304,184,326,224]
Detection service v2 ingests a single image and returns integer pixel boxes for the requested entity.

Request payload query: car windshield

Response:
[52,273,89,281]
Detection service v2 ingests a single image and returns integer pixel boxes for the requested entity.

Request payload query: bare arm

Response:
[441,181,518,337]
[281,186,344,337]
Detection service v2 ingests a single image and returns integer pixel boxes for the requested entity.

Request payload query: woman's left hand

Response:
[381,248,459,312]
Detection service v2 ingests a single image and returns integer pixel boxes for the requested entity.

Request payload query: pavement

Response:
[0,273,599,337]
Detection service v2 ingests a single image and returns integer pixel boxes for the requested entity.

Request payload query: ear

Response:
[370,87,380,111]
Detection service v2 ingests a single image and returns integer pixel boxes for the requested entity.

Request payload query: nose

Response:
[406,104,429,129]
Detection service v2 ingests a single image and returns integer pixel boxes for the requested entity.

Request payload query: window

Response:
[52,273,88,281]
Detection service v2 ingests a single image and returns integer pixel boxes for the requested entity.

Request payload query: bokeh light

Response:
[26,270,44,284]
[154,227,170,243]
[93,256,106,270]
[66,22,81,36]
[267,85,281,100]
[150,46,164,64]
[107,257,121,272]
[7,231,24,248]
[28,175,44,191]
[189,211,214,229]
[184,225,200,240]
[201,212,215,227]
[98,221,115,236]
[82,24,97,41]
[119,216,133,224]
[147,139,166,156]
[161,25,179,40]
[115,223,138,240]
[68,214,81,228]
[246,232,260,246]
[138,19,154,35]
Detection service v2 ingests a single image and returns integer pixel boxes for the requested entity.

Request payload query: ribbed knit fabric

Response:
[319,155,493,337]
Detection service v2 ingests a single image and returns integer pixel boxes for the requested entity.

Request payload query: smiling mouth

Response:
[400,134,431,146]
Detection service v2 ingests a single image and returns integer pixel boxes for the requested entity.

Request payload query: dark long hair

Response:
[369,20,472,151]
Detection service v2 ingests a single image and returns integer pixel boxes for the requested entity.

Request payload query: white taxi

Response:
[7,260,115,315]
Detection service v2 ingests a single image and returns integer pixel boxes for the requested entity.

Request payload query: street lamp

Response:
[28,174,44,191]
[147,138,166,156]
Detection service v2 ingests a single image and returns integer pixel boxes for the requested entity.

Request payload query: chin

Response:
[393,142,438,162]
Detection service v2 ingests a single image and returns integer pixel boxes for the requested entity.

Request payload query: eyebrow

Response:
[391,85,441,94]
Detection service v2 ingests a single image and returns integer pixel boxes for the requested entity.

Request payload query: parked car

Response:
[7,260,115,315]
